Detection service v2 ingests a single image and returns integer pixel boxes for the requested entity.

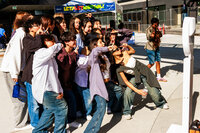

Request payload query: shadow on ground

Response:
[132,44,200,75]
[99,112,122,133]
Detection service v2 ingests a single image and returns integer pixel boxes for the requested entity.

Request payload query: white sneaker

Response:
[68,121,82,128]
[66,124,69,128]
[86,115,92,121]
[124,114,132,120]
[31,125,35,130]
[67,129,71,133]
[13,124,33,131]
[162,103,169,110]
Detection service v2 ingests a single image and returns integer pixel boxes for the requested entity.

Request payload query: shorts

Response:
[146,48,161,64]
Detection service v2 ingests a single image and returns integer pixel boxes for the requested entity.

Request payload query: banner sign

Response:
[55,2,115,13]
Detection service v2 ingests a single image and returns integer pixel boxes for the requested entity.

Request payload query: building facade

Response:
[118,0,200,31]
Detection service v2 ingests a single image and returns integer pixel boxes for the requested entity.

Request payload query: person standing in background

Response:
[145,17,167,82]
[0,24,7,49]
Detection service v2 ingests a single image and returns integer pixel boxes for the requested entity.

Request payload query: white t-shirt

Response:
[124,55,136,75]
[101,55,111,79]
[74,54,89,88]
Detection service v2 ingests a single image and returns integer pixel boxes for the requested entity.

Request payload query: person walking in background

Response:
[0,24,7,49]
[145,17,167,82]
[117,20,134,45]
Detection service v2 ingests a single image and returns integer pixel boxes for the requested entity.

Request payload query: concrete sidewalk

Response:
[135,32,200,47]
[0,36,200,133]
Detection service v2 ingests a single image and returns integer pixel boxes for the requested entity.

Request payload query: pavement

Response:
[0,33,200,133]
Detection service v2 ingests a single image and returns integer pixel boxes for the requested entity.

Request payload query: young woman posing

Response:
[76,19,92,54]
[84,37,113,133]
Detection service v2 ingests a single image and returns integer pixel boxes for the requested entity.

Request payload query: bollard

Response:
[159,26,161,31]
[167,17,195,133]
[162,24,165,34]
[138,23,141,32]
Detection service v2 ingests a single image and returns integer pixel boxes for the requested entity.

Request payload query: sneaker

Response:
[157,77,167,82]
[68,121,82,128]
[86,115,92,121]
[162,103,169,110]
[130,105,133,110]
[31,126,35,130]
[13,124,33,131]
[124,114,132,120]
[67,129,71,133]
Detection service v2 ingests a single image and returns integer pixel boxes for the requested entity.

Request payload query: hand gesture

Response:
[12,78,18,82]
[36,25,44,35]
[122,43,128,47]
[74,46,79,54]
[108,46,113,51]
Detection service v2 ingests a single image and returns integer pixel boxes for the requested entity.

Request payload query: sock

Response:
[157,74,161,78]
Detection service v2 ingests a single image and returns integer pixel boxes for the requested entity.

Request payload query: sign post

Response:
[167,17,195,133]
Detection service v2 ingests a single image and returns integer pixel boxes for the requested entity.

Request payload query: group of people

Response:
[1,11,169,133]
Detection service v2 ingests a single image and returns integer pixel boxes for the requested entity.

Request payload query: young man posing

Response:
[32,35,68,133]
[145,17,167,82]
[56,32,82,128]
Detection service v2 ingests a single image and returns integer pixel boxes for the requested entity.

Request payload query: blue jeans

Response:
[76,85,92,116]
[146,48,161,64]
[63,90,77,123]
[24,82,40,127]
[123,76,166,115]
[33,91,68,133]
[105,81,123,112]
[84,95,106,133]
